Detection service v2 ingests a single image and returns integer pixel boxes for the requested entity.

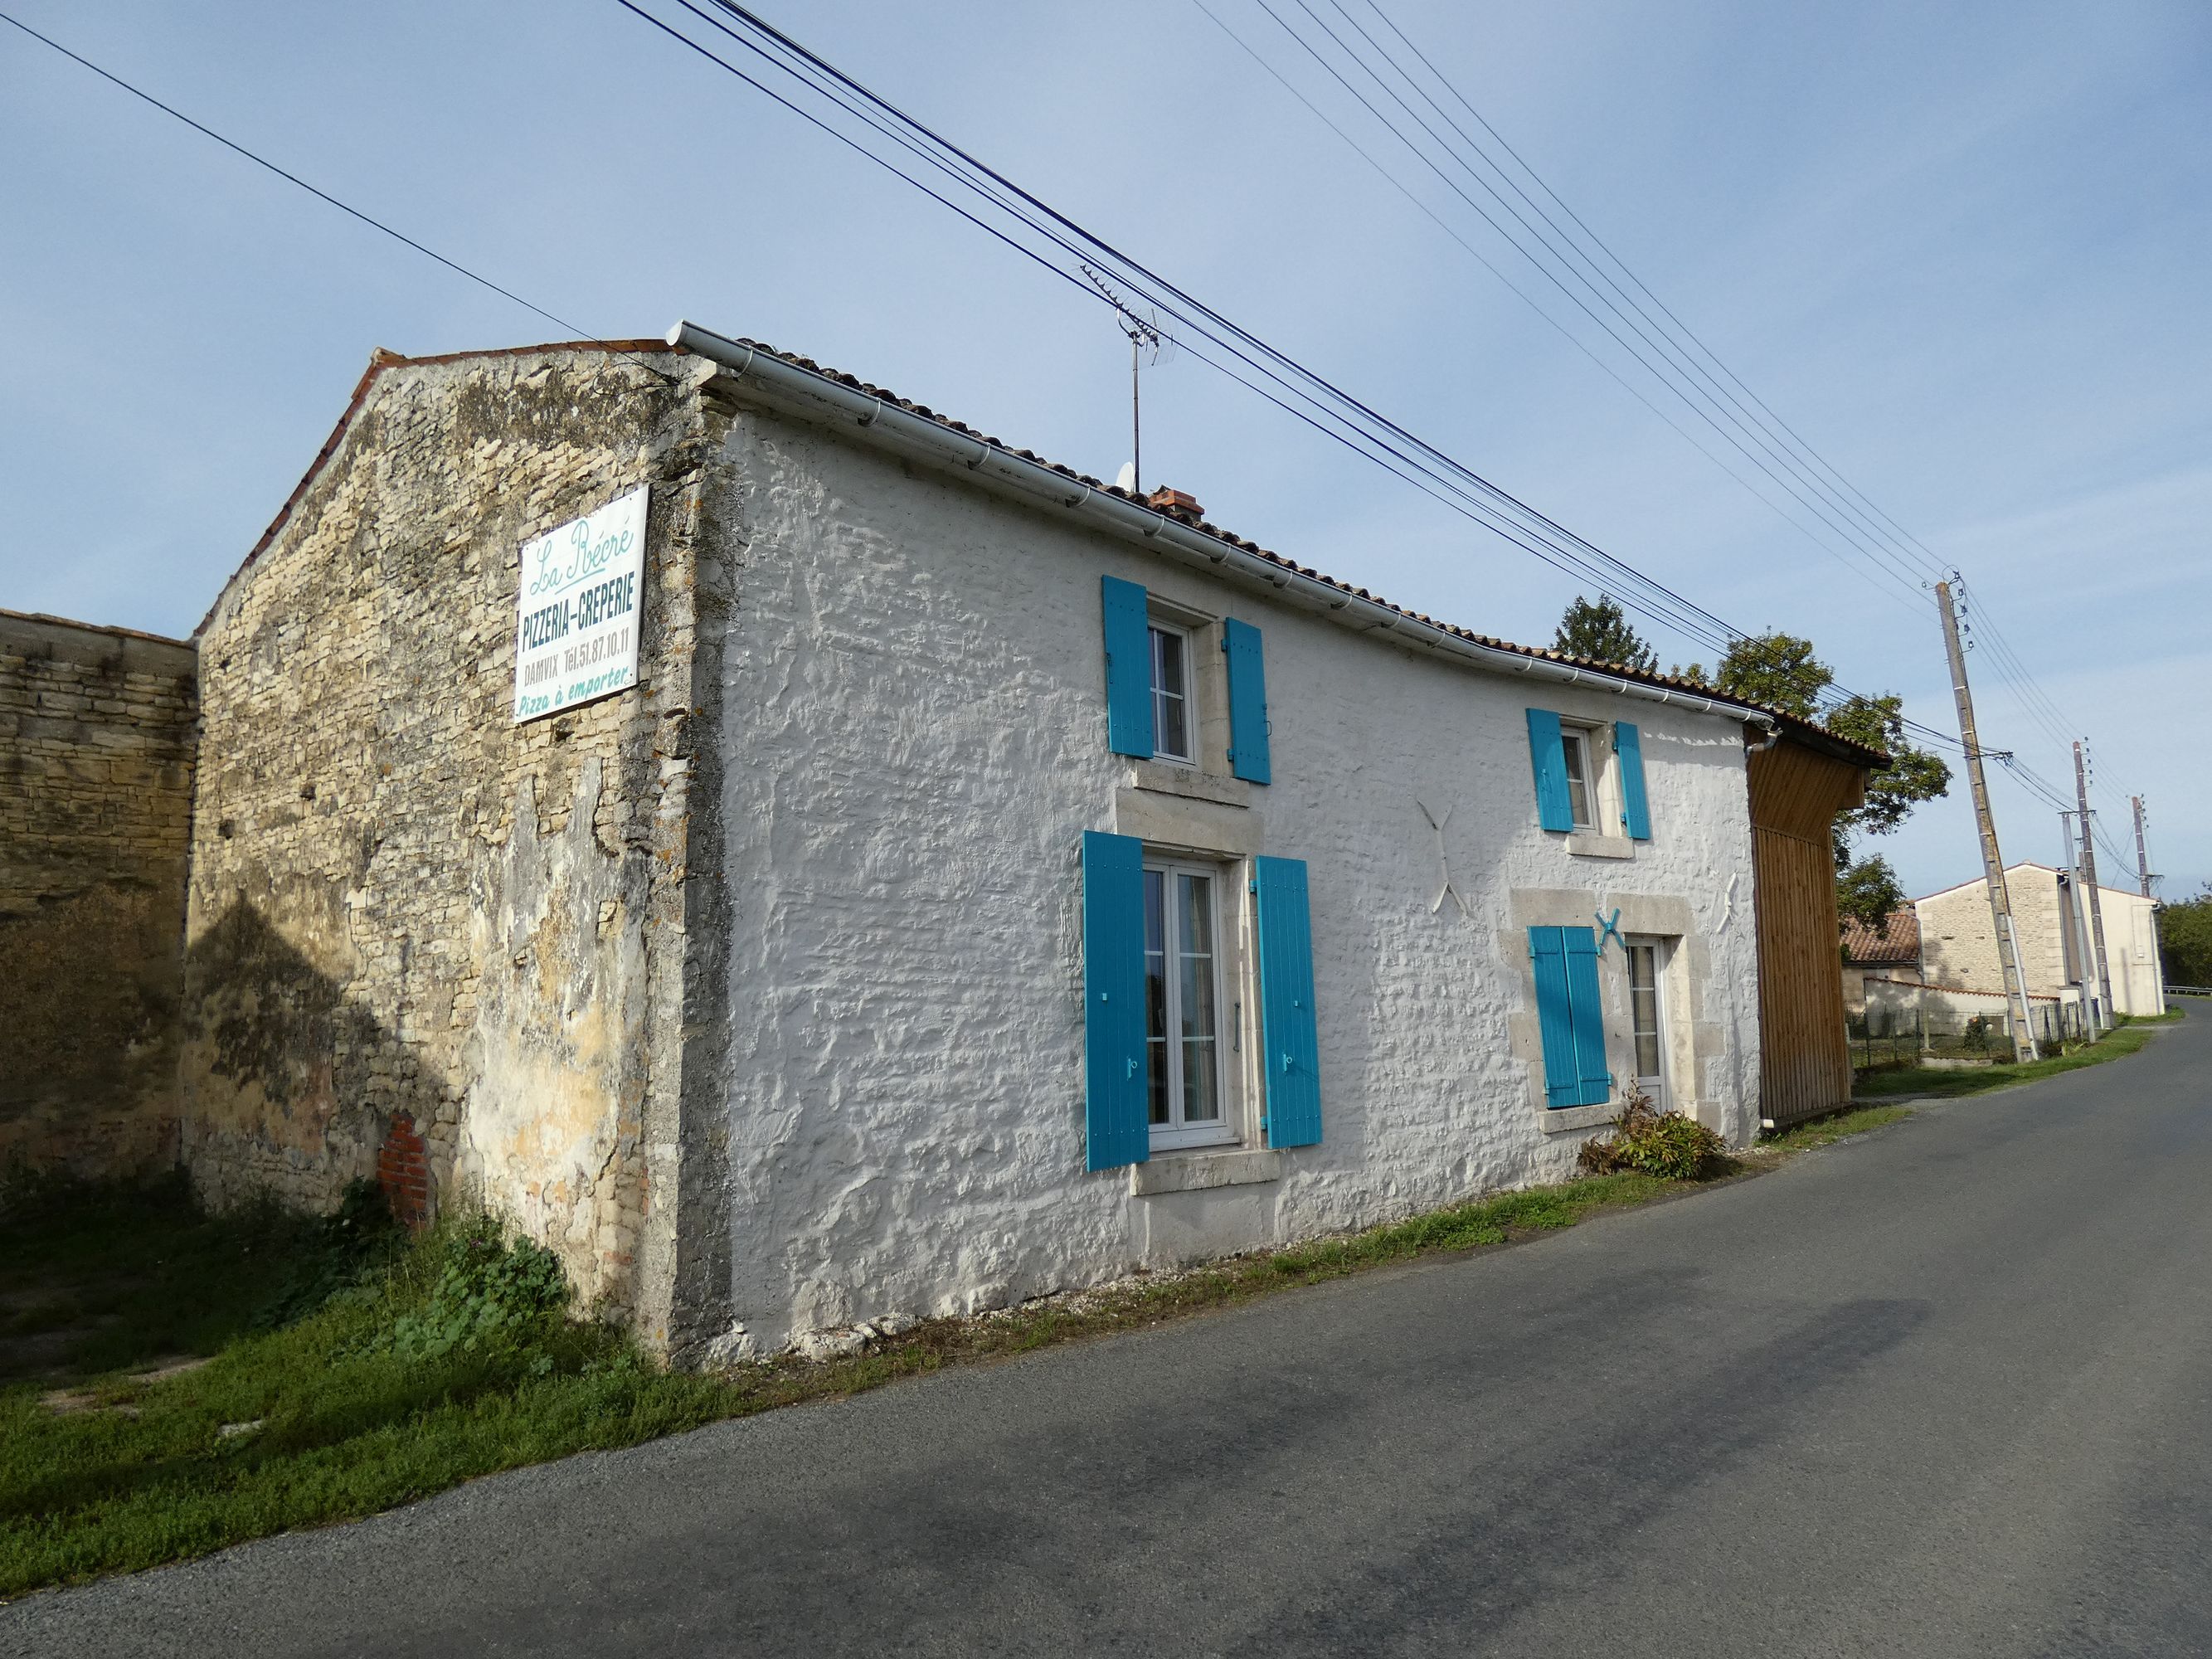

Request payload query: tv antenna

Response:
[1081,265,1168,495]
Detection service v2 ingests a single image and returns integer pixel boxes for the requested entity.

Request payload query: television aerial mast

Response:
[1081,265,1167,496]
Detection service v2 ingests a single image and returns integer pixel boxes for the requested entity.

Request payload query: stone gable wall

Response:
[1919,868,2070,998]
[181,347,724,1347]
[0,611,197,1176]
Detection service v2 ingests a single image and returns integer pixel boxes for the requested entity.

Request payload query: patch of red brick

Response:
[377,1113,431,1229]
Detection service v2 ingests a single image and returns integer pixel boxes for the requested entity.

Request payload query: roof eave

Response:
[672,320,1789,732]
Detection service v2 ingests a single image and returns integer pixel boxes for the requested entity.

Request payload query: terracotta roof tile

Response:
[726,332,1888,756]
[1841,911,1921,965]
[206,331,1888,768]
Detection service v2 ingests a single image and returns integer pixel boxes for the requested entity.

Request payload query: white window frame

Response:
[1560,722,1597,830]
[1144,854,1236,1152]
[1147,621,1195,764]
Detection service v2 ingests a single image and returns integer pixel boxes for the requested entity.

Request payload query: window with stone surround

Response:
[1147,621,1194,764]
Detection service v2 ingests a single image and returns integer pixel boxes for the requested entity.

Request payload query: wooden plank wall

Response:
[1748,738,1867,1126]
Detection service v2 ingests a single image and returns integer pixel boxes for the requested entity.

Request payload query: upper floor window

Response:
[1102,576,1271,782]
[1149,623,1193,762]
[1525,709,1650,842]
[1560,724,1596,829]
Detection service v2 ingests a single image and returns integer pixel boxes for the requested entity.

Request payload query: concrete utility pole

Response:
[2132,795,2154,898]
[2073,742,2116,1030]
[2059,811,2086,974]
[1936,581,2038,1063]
[2059,810,2102,1038]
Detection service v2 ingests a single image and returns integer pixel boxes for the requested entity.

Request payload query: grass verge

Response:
[1851,1010,2177,1100]
[1,1113,1898,1598]
[1757,1102,1914,1152]
[0,1171,396,1386]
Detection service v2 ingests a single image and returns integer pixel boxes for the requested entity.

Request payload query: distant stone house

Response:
[100,325,1870,1360]
[1916,864,2165,1019]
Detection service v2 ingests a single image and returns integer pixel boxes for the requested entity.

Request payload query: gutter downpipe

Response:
[669,320,1778,737]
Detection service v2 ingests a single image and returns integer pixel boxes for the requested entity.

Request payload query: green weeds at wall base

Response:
[1,1116,1903,1599]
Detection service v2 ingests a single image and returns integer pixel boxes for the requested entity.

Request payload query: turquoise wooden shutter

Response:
[1563,926,1612,1106]
[1529,927,1582,1107]
[1101,576,1153,758]
[1615,721,1650,840]
[1525,709,1573,831]
[1082,831,1150,1169]
[1252,855,1321,1147]
[1221,618,1271,784]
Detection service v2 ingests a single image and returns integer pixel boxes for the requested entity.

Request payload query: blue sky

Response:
[3,0,2205,899]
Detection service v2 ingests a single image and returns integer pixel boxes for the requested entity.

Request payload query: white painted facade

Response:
[706,397,1766,1352]
[1917,863,2166,1017]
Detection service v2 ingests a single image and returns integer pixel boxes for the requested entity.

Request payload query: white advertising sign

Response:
[512,484,649,724]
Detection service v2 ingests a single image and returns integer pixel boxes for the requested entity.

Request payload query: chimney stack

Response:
[1145,486,1203,525]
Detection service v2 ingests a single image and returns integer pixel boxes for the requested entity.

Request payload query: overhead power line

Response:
[1189,0,1932,625]
[627,0,1777,659]
[635,1,1775,659]
[1221,0,1941,617]
[622,0,1973,732]
[6,0,2137,825]
[1197,0,2142,813]
[1353,0,1954,582]
[0,8,671,384]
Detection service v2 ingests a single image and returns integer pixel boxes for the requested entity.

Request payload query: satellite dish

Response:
[1115,461,1137,494]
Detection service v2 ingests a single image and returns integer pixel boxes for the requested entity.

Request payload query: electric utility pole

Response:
[2073,741,2116,1030]
[2132,795,2154,898]
[1936,581,2037,1063]
[2059,810,2100,1030]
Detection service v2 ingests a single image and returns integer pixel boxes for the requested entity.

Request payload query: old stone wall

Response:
[0,611,197,1176]
[704,392,1762,1355]
[1922,866,2080,1000]
[182,344,722,1346]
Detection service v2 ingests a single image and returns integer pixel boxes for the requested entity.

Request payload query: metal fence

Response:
[1849,976,2090,1068]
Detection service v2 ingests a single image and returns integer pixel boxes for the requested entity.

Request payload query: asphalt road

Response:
[8,1011,2209,1657]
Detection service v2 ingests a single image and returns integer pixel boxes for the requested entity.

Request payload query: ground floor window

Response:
[1084,833,1321,1170]
[1145,859,1232,1150]
[1626,937,1670,1111]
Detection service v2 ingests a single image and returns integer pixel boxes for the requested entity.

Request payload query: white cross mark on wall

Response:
[1418,800,1468,917]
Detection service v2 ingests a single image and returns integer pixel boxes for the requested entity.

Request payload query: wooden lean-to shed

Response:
[1747,718,1885,1127]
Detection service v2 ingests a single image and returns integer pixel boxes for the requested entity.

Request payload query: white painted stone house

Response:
[182,326,1795,1362]
[691,324,1790,1355]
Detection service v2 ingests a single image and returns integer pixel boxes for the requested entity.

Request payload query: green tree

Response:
[1835,854,1906,931]
[1713,630,1829,719]
[2157,887,2212,987]
[1824,692,1952,845]
[1553,595,1657,674]
[1709,630,1952,917]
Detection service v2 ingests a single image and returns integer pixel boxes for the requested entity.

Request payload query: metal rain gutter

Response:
[667,320,1776,733]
